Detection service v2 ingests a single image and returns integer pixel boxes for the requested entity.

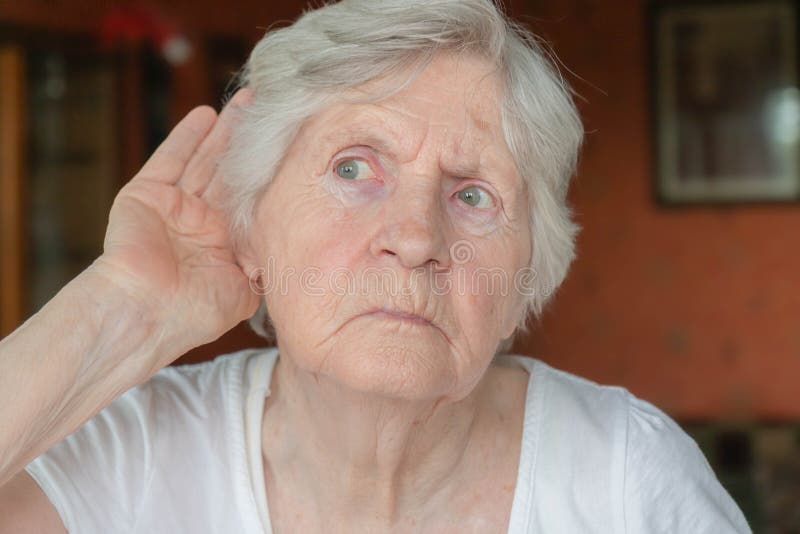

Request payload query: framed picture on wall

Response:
[651,0,800,203]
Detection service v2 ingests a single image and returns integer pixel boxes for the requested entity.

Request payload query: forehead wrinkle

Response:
[438,111,501,180]
[313,104,427,166]
[432,78,504,176]
[460,92,525,193]
[319,119,400,157]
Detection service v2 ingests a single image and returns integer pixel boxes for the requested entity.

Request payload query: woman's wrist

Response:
[70,261,168,383]
[84,255,209,365]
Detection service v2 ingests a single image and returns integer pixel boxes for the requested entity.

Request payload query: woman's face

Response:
[245,54,532,401]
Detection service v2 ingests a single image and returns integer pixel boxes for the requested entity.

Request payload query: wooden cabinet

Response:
[0,34,130,336]
[0,11,272,359]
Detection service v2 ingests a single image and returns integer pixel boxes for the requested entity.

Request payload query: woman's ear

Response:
[234,237,260,281]
[500,319,518,345]
[237,241,273,299]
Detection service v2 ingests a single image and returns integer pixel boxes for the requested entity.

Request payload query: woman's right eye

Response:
[334,159,373,181]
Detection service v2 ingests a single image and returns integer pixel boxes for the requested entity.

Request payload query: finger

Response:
[179,88,254,196]
[135,106,217,184]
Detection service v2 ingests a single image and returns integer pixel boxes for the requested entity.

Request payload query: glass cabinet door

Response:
[0,39,122,335]
[26,48,119,314]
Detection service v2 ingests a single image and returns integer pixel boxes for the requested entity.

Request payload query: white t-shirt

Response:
[25,348,751,533]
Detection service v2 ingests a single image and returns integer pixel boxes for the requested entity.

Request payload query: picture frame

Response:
[651,0,800,204]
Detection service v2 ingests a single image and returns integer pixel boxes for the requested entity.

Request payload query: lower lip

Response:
[367,310,432,326]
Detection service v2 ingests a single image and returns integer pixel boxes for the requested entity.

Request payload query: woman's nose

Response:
[370,183,451,270]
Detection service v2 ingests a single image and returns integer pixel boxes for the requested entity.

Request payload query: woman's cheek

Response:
[445,198,506,237]
[459,291,503,349]
[458,251,521,327]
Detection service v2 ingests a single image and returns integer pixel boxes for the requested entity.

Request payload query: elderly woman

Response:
[0,0,749,532]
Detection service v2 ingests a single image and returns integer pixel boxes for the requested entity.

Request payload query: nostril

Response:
[371,219,449,268]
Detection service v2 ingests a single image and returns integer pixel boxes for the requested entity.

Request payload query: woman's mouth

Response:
[367,308,433,326]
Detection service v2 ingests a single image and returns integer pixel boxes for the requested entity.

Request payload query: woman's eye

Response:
[334,159,372,180]
[456,185,495,208]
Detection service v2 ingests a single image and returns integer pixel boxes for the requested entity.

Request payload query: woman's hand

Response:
[93,89,260,358]
[0,91,261,486]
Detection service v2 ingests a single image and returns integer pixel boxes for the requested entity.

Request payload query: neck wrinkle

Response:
[260,349,486,526]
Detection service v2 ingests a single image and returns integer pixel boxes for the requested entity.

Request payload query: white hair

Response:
[221,0,583,345]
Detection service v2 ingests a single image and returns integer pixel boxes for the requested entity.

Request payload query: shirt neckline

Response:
[243,349,542,534]
[500,354,544,534]
[243,348,279,534]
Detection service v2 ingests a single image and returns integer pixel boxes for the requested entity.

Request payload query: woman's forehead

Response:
[345,54,503,135]
[296,57,519,177]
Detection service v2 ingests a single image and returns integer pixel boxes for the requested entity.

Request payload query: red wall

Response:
[512,0,800,420]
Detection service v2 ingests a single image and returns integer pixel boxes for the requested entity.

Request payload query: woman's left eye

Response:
[455,185,495,209]
[334,159,373,180]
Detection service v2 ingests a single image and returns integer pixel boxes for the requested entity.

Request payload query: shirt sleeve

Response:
[24,382,159,533]
[623,393,752,534]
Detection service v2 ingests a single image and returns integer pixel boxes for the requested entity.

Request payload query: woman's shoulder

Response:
[133,346,276,409]
[496,354,631,427]
[497,353,703,440]
[24,347,278,533]
[621,390,752,532]
[497,354,750,533]
[152,346,276,387]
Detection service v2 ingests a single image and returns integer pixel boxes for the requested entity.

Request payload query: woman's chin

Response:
[314,330,457,399]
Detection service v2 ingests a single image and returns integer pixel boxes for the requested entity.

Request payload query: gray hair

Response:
[221,0,583,346]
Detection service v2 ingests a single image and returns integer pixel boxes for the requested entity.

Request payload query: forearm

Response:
[0,264,166,486]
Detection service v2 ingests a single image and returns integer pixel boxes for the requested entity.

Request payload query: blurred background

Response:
[1,0,799,531]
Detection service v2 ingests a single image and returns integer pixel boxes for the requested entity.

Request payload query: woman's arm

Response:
[0,263,163,487]
[0,90,258,489]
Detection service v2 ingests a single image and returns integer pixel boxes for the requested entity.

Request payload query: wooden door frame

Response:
[0,45,25,337]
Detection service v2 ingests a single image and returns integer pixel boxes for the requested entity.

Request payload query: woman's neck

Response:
[259,349,495,529]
